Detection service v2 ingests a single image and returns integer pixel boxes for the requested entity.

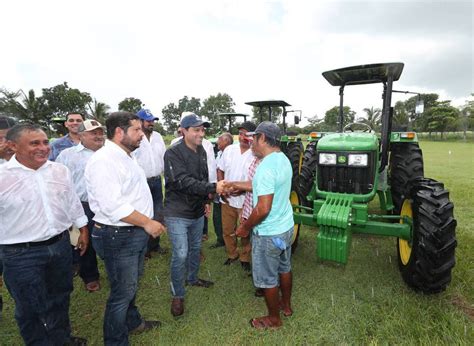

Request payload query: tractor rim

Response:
[290,190,300,243]
[399,198,413,265]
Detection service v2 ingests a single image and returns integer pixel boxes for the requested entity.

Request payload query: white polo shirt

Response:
[217,143,254,208]
[0,156,88,244]
[56,143,95,202]
[132,131,166,179]
[85,140,153,226]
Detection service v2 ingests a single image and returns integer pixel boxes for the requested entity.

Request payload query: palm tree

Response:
[360,106,381,131]
[88,99,110,123]
[0,88,47,124]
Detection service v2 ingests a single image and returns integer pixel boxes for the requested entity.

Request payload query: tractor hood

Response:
[317,133,379,151]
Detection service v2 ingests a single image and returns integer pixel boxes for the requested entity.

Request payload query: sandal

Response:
[249,316,282,330]
[85,280,101,292]
[279,301,293,317]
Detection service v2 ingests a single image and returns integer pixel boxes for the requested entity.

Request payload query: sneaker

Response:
[241,261,251,272]
[186,278,214,288]
[130,320,162,334]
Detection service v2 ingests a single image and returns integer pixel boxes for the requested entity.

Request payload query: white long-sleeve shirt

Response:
[85,140,153,226]
[0,156,88,244]
[132,131,166,178]
[56,143,95,202]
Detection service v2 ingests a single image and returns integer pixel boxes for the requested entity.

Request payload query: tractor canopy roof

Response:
[322,62,404,86]
[245,100,291,108]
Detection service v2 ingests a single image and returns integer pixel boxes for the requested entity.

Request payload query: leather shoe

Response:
[223,257,238,265]
[65,336,87,346]
[254,288,265,297]
[241,261,251,272]
[187,278,214,288]
[130,320,162,334]
[171,298,184,317]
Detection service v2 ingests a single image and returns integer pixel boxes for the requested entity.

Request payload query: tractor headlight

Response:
[319,153,337,165]
[348,154,368,167]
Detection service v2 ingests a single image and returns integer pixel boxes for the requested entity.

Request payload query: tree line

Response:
[1,82,472,138]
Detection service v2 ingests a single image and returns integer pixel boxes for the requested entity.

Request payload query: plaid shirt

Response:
[241,157,261,220]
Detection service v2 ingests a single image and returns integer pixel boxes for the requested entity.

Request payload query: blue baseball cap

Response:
[247,121,281,141]
[180,112,210,129]
[137,109,158,121]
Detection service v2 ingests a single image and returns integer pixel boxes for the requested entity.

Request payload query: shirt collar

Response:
[6,155,53,172]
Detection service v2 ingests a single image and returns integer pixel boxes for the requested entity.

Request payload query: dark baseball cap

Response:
[247,121,281,141]
[237,121,257,132]
[180,113,210,128]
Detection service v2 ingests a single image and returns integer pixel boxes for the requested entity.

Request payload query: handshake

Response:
[215,180,245,196]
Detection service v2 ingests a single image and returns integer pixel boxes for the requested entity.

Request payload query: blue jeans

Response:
[165,216,204,298]
[147,176,164,252]
[92,224,148,346]
[0,232,73,345]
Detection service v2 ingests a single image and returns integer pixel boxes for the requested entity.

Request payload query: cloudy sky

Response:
[1,0,472,124]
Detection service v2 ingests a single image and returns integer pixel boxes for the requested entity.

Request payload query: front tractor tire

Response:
[298,141,318,207]
[398,178,457,294]
[286,141,304,191]
[389,143,424,213]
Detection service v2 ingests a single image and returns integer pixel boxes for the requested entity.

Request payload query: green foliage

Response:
[250,106,283,124]
[360,107,381,131]
[200,93,235,135]
[161,96,201,134]
[422,102,460,138]
[393,100,409,130]
[41,82,92,118]
[323,106,356,131]
[118,97,143,113]
[87,99,110,124]
[0,88,48,125]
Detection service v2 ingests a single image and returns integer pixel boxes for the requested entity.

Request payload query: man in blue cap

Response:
[133,109,167,257]
[163,112,225,317]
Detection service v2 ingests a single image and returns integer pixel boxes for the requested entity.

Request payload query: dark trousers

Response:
[79,202,100,284]
[212,202,224,245]
[147,176,164,252]
[0,232,73,345]
[92,225,148,346]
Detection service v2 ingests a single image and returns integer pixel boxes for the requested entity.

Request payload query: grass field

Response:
[1,140,473,345]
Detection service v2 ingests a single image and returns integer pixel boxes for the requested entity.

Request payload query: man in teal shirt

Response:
[235,121,294,330]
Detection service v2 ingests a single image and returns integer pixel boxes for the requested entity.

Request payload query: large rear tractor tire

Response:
[290,190,301,254]
[298,141,318,207]
[397,178,457,294]
[389,142,424,213]
[286,141,304,191]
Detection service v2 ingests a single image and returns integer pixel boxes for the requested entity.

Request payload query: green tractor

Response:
[245,100,305,250]
[294,62,457,293]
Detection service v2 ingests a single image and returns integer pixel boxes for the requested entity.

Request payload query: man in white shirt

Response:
[217,121,256,271]
[85,112,166,345]
[210,132,233,249]
[56,119,105,293]
[133,109,167,256]
[0,123,89,345]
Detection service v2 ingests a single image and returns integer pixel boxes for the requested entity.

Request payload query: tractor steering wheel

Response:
[343,123,373,133]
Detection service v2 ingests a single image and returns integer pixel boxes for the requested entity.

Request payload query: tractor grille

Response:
[317,152,376,194]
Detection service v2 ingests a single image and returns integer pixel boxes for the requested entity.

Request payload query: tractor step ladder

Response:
[316,194,353,264]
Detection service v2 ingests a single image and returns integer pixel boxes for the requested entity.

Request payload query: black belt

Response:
[4,231,67,248]
[147,176,161,182]
[94,222,134,230]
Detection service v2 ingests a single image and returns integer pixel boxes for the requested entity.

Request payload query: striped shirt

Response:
[241,157,261,220]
